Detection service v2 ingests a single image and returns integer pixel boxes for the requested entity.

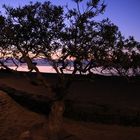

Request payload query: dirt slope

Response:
[0,90,47,140]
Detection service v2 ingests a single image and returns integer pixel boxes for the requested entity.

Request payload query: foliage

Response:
[0,0,140,98]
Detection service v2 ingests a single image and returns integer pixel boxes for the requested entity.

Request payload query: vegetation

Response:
[0,0,140,139]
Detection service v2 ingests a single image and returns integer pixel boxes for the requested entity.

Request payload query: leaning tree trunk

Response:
[25,58,66,139]
[20,52,68,139]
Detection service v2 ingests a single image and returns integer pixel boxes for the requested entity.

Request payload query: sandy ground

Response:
[0,91,47,140]
[1,90,140,140]
[0,72,140,140]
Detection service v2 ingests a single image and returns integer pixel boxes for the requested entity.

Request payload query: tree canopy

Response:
[0,0,140,78]
[0,1,140,137]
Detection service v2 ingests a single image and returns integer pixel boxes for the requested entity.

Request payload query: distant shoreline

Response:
[1,68,140,84]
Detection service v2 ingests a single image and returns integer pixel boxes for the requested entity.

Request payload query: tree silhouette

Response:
[0,0,140,139]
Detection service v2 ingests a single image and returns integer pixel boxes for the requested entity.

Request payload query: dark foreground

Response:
[0,70,140,140]
[1,70,140,125]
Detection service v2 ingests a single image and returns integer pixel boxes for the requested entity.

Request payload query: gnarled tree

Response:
[1,0,140,139]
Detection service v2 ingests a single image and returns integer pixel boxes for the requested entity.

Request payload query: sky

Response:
[0,0,140,42]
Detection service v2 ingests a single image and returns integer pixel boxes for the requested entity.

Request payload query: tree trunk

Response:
[47,100,65,140]
[18,51,67,139]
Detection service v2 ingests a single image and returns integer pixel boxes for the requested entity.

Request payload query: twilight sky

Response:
[0,0,140,42]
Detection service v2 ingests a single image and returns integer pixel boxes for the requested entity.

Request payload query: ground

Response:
[0,71,140,140]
